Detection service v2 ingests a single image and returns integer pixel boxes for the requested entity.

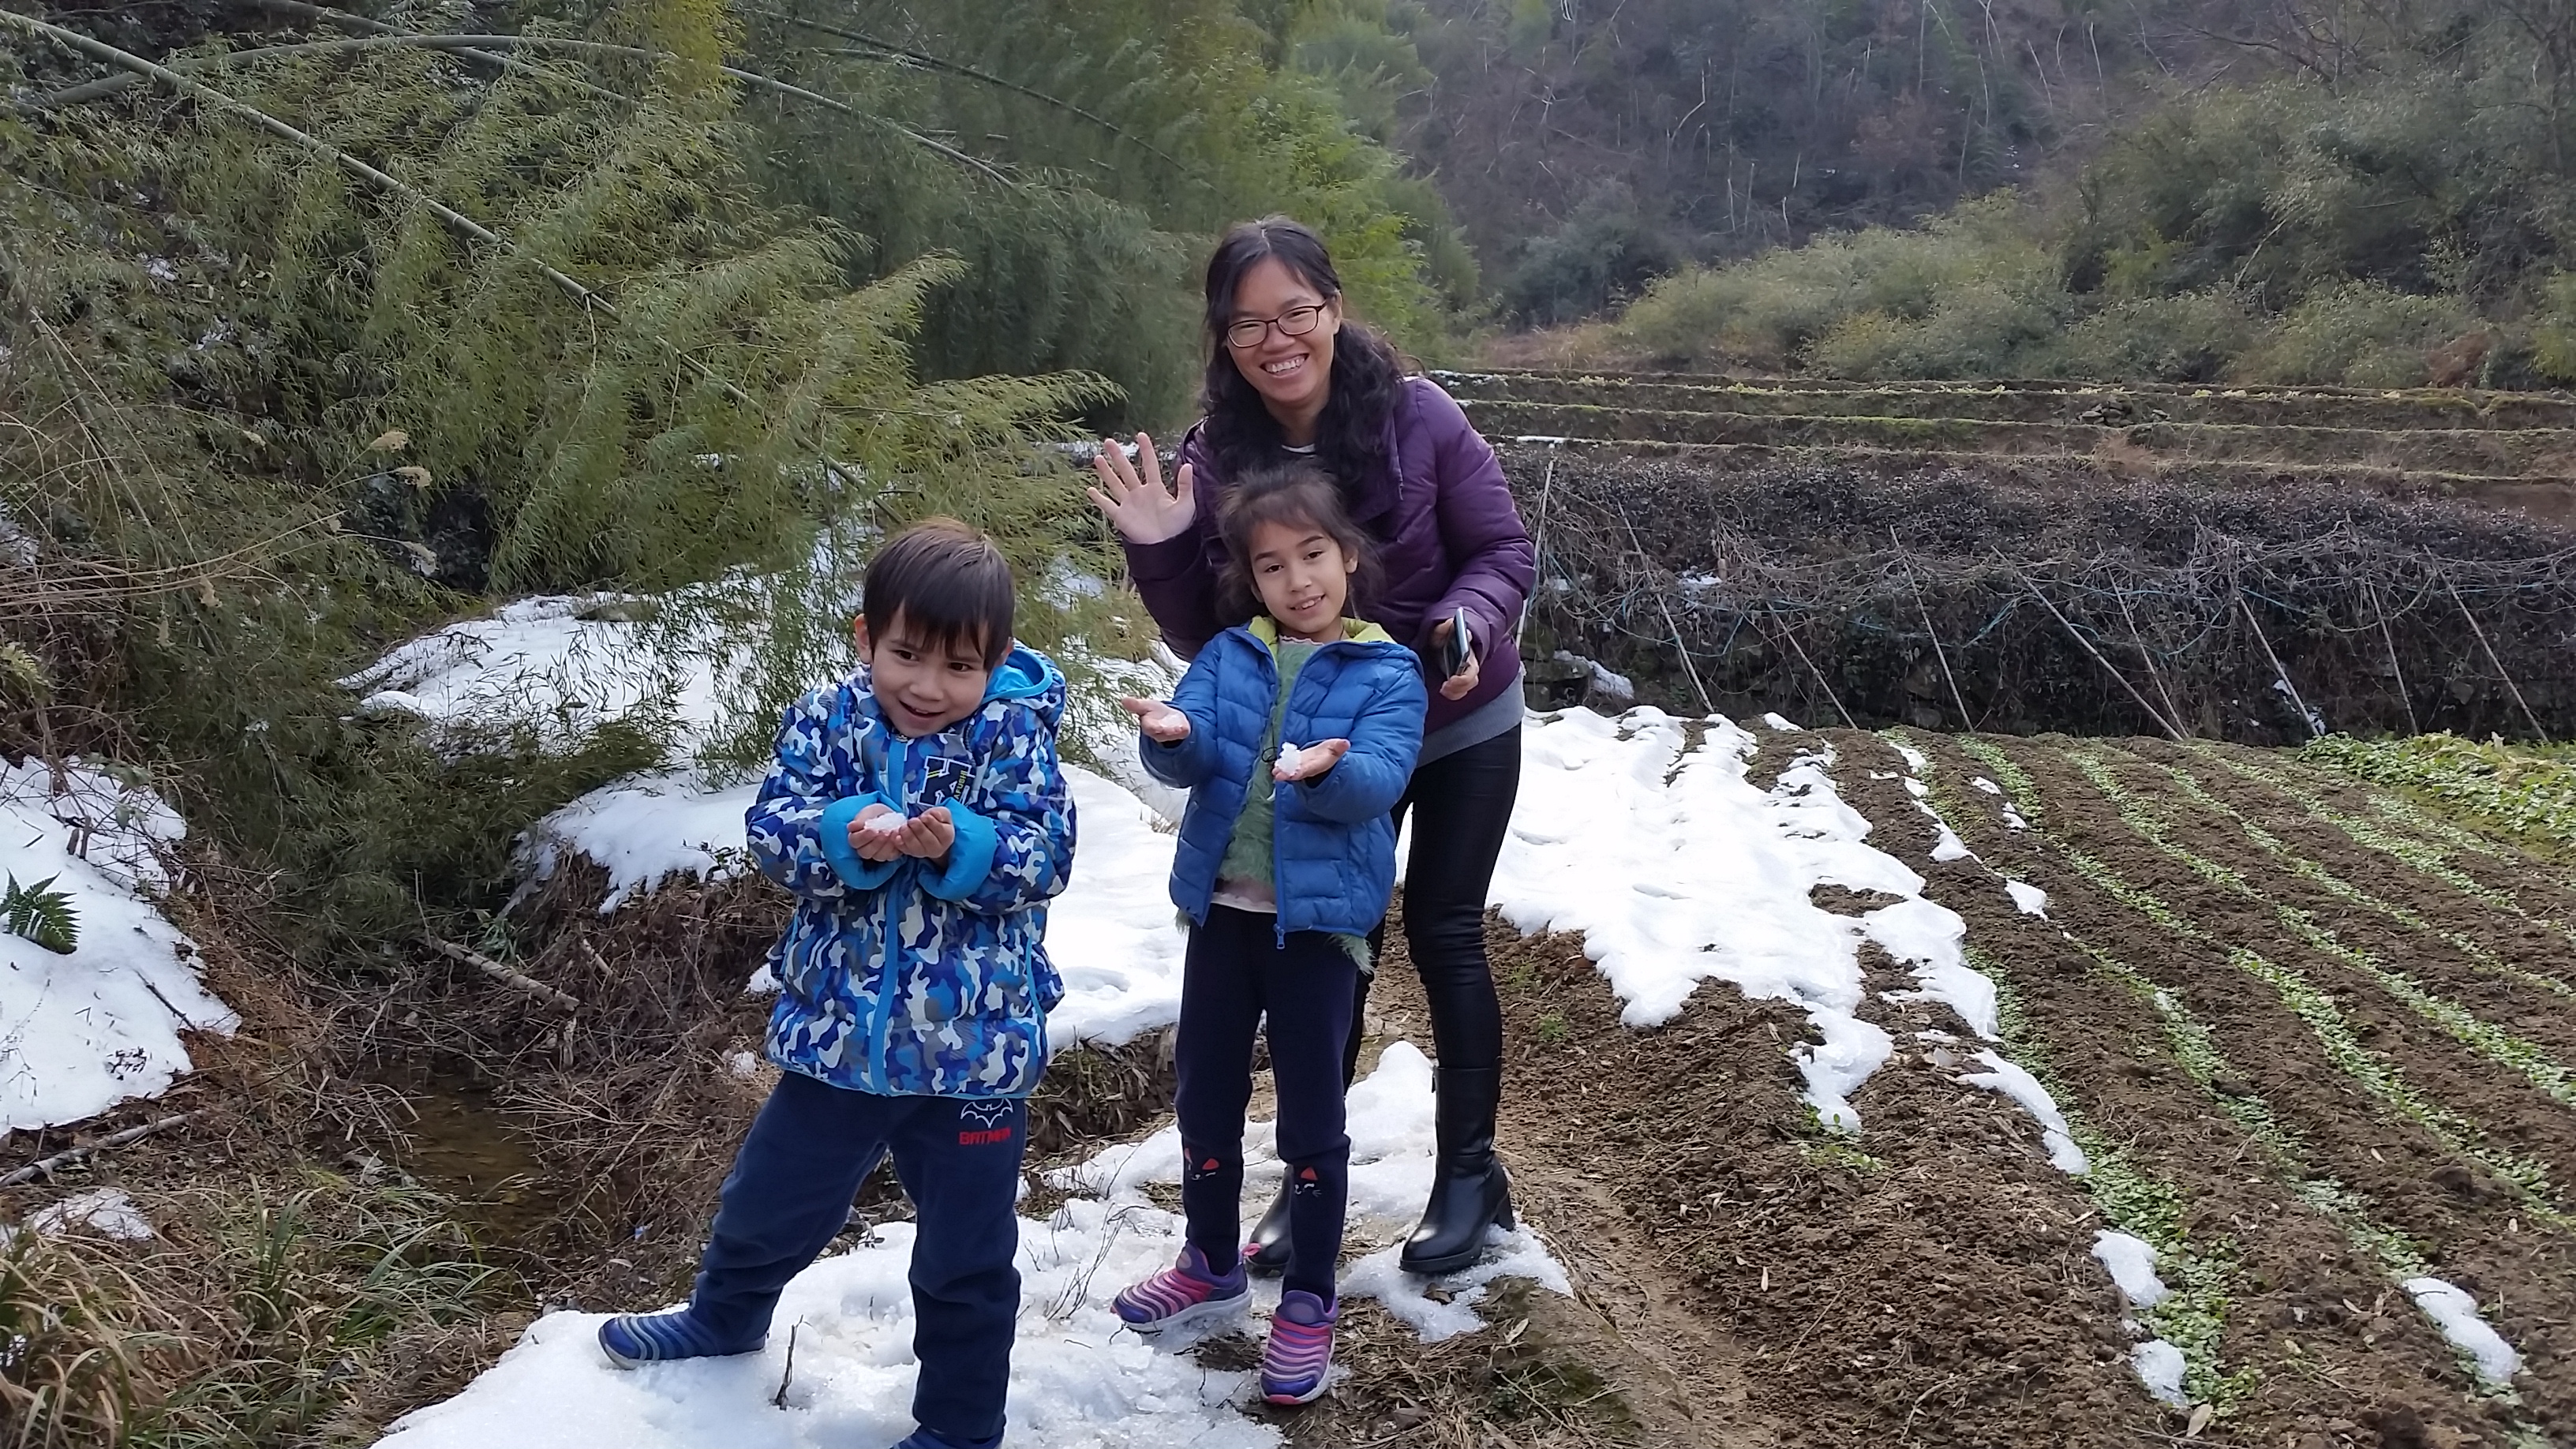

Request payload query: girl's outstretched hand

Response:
[1085,433,1198,545]
[851,803,906,862]
[1121,695,1192,743]
[1274,738,1350,782]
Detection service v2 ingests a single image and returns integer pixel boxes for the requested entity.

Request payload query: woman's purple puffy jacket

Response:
[1122,376,1537,738]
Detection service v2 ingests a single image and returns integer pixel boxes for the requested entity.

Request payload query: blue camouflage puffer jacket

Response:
[1144,617,1425,942]
[746,645,1075,1099]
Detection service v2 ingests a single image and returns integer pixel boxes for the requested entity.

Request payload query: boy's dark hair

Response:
[863,518,1016,667]
[1215,463,1382,625]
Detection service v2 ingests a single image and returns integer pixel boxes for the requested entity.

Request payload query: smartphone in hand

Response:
[1439,606,1473,678]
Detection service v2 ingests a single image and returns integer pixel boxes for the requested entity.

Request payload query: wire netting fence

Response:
[1504,444,2576,743]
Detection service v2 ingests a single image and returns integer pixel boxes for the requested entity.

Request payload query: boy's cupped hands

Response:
[849,803,955,863]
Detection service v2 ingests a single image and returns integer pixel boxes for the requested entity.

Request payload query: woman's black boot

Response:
[1244,1182,1294,1275]
[1399,1065,1512,1276]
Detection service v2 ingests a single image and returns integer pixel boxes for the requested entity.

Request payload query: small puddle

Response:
[374,1065,559,1250]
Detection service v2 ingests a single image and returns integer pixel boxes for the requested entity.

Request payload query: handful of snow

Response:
[858,811,908,837]
[1275,743,1321,777]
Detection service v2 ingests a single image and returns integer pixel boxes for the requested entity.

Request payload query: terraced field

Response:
[1437,369,2576,520]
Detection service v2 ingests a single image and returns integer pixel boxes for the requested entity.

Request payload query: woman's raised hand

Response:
[1085,433,1198,545]
[1121,695,1192,743]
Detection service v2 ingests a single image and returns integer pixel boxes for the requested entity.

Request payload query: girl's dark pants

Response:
[1176,903,1361,1301]
[689,1071,1024,1447]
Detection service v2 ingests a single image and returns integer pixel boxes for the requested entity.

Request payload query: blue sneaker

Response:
[596,1309,762,1368]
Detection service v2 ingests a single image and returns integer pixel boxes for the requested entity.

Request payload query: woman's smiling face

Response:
[1226,257,1338,421]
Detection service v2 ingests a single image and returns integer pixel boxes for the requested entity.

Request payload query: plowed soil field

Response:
[1367,728,2575,1449]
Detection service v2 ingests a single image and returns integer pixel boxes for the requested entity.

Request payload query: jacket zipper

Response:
[867,725,910,1094]
[1266,634,1368,948]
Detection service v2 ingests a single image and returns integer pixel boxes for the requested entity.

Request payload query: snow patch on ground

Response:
[519,769,761,912]
[2005,881,2050,918]
[28,1187,155,1241]
[1487,710,1995,1130]
[0,761,234,1134]
[2089,1230,2169,1309]
[381,1043,1567,1448]
[2404,1277,2522,1386]
[343,594,716,754]
[1957,1050,2087,1173]
[1054,1042,1567,1343]
[2130,1339,2188,1406]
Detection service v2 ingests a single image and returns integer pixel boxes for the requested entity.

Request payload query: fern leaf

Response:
[2,874,80,955]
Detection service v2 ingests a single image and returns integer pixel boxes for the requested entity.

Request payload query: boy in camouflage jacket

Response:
[597,519,1076,1449]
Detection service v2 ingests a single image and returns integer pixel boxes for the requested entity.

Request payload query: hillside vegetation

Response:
[1576,1,2576,387]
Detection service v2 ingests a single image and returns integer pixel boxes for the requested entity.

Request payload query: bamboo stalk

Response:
[744,8,1201,178]
[2237,593,2323,738]
[2,1113,197,1187]
[428,937,581,1012]
[2429,554,2550,743]
[39,28,1020,187]
[1890,528,1972,729]
[2000,552,2184,742]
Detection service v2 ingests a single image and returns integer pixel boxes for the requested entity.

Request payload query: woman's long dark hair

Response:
[1215,463,1383,626]
[1199,216,1405,500]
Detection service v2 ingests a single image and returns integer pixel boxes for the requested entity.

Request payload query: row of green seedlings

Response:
[1884,732,2252,1413]
[2197,747,2576,956]
[2137,749,2576,1002]
[1941,735,2548,1428]
[2299,736,2576,862]
[2063,745,2576,1119]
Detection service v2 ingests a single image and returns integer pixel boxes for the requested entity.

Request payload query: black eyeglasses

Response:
[1225,304,1328,350]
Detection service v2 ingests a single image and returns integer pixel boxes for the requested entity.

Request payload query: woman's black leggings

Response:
[1345,724,1523,1082]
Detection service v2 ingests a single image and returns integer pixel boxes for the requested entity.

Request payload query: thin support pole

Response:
[2362,576,2421,736]
[2429,554,2548,743]
[1892,528,1971,729]
[1770,605,1858,730]
[2000,552,2183,742]
[1620,513,1715,716]
[2114,582,2188,739]
[2237,593,2322,738]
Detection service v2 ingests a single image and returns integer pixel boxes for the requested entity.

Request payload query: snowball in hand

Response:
[859,811,908,837]
[1275,742,1317,777]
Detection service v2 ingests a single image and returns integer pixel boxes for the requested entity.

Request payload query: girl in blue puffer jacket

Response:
[1109,463,1426,1406]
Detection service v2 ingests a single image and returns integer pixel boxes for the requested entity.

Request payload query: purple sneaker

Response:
[1113,1242,1249,1333]
[1260,1290,1338,1404]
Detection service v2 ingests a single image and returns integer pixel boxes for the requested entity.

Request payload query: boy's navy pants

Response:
[690,1069,1025,1446]
[1176,904,1361,1300]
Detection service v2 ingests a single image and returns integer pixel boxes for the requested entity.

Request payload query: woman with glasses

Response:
[1087,215,1536,1280]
